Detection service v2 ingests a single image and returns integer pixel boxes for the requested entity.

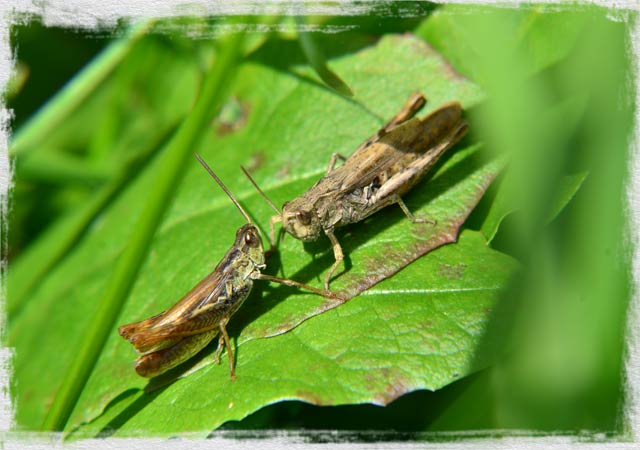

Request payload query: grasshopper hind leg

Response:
[134,330,218,378]
[384,92,426,131]
[221,320,236,381]
[213,334,225,364]
[212,317,236,380]
[322,194,432,291]
[396,195,436,225]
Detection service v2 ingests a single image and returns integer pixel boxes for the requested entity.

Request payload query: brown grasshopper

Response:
[118,153,336,380]
[243,92,468,290]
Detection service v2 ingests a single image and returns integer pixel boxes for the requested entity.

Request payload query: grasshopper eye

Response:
[296,210,312,226]
[244,230,260,247]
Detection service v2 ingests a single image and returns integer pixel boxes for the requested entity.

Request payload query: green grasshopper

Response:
[243,92,468,290]
[119,153,337,380]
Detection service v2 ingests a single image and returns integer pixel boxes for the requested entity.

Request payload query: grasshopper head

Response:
[236,223,265,268]
[282,200,322,242]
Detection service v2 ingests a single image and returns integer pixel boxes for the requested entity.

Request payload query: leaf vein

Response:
[360,286,503,296]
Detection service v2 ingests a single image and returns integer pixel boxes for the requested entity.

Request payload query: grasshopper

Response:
[244,92,468,290]
[118,153,336,380]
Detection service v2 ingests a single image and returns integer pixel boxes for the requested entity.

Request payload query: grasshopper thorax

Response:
[234,223,266,268]
[281,199,323,242]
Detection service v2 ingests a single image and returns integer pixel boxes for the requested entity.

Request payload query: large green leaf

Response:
[9,31,509,436]
[73,230,516,437]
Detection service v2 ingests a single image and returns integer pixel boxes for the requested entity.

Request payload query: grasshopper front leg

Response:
[324,228,345,291]
[254,272,341,300]
[268,214,283,251]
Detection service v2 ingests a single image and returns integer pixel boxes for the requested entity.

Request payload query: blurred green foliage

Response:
[5,3,635,439]
[8,20,110,258]
[419,5,633,432]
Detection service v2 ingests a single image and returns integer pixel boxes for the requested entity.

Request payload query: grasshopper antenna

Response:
[240,166,281,215]
[194,152,253,224]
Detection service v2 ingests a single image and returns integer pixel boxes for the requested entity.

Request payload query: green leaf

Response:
[71,230,517,437]
[9,32,506,436]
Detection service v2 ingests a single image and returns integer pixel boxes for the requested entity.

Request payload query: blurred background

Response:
[5,3,636,438]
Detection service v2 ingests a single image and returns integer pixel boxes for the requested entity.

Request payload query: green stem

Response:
[40,25,246,433]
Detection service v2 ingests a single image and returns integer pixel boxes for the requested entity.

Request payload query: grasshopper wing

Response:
[337,102,465,194]
[118,269,230,354]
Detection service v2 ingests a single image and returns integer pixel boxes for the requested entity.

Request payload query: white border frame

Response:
[0,1,638,448]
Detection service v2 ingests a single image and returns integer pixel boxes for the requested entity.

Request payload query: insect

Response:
[118,153,337,380]
[243,92,469,290]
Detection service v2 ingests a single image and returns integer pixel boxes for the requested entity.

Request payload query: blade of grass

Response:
[9,19,155,158]
[40,24,247,432]
[294,16,354,97]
